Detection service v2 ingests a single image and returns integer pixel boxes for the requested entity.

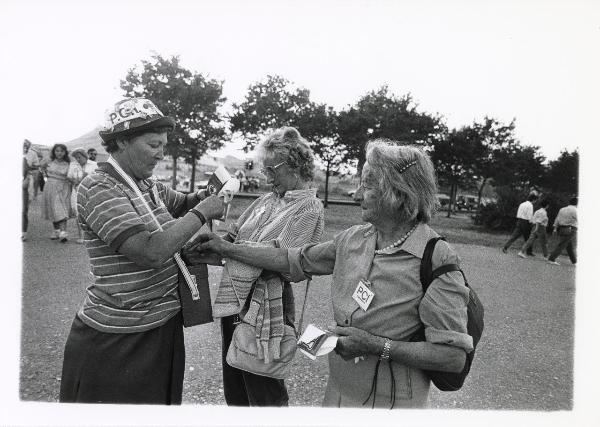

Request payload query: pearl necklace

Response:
[374,223,419,255]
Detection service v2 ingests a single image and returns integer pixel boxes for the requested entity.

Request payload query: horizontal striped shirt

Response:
[229,188,324,248]
[76,163,187,333]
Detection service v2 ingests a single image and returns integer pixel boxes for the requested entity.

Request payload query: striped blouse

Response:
[76,163,187,333]
[229,188,324,249]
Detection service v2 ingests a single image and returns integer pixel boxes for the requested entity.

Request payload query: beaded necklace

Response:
[374,223,419,255]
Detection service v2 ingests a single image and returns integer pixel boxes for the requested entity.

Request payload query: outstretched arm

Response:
[189,233,291,273]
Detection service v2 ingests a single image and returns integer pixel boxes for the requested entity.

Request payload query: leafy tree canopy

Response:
[543,149,578,195]
[229,75,312,151]
[120,54,227,165]
[337,85,444,172]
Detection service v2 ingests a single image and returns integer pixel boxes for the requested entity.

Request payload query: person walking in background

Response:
[547,197,578,266]
[87,148,98,162]
[518,198,550,259]
[67,148,98,243]
[36,150,45,193]
[40,144,74,242]
[502,193,537,255]
[22,156,30,241]
[23,139,40,199]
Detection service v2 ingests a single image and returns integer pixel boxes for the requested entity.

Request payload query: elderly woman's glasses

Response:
[260,161,286,177]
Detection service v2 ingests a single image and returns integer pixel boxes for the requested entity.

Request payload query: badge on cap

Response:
[352,280,374,311]
[103,98,163,132]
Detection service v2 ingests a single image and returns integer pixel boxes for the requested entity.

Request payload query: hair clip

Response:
[398,160,417,174]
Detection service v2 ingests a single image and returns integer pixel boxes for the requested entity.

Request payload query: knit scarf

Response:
[212,239,285,362]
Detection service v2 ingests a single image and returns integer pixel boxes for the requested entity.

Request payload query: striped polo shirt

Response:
[76,163,188,333]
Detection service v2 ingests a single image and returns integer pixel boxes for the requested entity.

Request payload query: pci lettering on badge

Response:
[352,280,374,311]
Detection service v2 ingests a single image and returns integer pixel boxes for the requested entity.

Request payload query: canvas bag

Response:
[226,279,311,379]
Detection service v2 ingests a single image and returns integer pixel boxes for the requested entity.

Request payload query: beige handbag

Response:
[226,279,311,379]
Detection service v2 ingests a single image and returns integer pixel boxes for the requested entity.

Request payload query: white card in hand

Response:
[297,324,338,360]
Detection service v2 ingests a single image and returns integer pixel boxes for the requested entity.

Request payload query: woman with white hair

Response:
[194,140,472,408]
[67,147,97,243]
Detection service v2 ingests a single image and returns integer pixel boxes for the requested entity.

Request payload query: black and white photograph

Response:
[3,0,599,425]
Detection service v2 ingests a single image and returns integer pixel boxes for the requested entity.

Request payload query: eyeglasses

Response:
[260,161,286,177]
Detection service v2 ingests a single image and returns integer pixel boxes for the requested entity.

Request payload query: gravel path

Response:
[20,199,575,409]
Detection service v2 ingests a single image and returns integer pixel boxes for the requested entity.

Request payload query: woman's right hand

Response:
[187,232,228,256]
[194,194,226,221]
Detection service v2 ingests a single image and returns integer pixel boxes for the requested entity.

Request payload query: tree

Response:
[544,149,578,195]
[295,102,347,207]
[468,117,518,209]
[229,75,312,151]
[337,85,444,174]
[230,76,345,204]
[491,143,546,191]
[121,54,227,189]
[430,127,483,217]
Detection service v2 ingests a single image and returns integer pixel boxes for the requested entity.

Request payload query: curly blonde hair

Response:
[258,127,315,181]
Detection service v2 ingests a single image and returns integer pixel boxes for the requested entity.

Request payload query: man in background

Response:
[502,193,537,255]
[547,197,578,265]
[87,148,98,162]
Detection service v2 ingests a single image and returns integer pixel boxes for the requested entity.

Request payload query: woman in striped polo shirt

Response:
[59,98,226,404]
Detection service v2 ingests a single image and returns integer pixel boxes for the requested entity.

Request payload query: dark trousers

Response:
[221,315,289,406]
[59,313,185,404]
[504,218,534,255]
[549,227,577,264]
[22,188,29,233]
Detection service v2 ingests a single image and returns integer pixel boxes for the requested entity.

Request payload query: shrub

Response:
[472,186,529,231]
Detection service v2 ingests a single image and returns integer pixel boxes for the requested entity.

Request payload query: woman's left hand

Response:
[330,325,383,361]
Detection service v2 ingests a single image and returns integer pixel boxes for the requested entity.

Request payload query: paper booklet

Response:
[297,324,339,360]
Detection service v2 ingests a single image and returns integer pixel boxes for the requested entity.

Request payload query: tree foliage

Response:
[468,117,518,208]
[229,75,312,151]
[431,127,484,216]
[295,102,348,206]
[544,149,578,195]
[337,85,443,172]
[121,54,227,189]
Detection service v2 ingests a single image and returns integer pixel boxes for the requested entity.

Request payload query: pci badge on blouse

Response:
[352,280,374,311]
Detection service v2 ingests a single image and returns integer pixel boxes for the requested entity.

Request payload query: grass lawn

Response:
[225,195,561,250]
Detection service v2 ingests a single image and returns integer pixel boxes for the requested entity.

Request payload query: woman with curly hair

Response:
[187,127,324,406]
[40,143,73,242]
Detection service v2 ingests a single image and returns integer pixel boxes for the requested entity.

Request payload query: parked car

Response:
[456,195,478,211]
[436,193,450,207]
[242,176,260,192]
[177,179,208,192]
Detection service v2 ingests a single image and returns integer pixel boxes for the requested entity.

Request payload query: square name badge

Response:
[352,280,375,311]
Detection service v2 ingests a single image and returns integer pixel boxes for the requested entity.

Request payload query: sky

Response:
[2,0,599,161]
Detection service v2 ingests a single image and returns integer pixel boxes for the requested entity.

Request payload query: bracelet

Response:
[189,208,206,225]
[379,338,391,361]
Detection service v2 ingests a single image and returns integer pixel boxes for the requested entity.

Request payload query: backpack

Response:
[411,236,484,391]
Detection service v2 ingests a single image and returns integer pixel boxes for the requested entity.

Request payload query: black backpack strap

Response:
[420,237,446,290]
[420,237,465,292]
